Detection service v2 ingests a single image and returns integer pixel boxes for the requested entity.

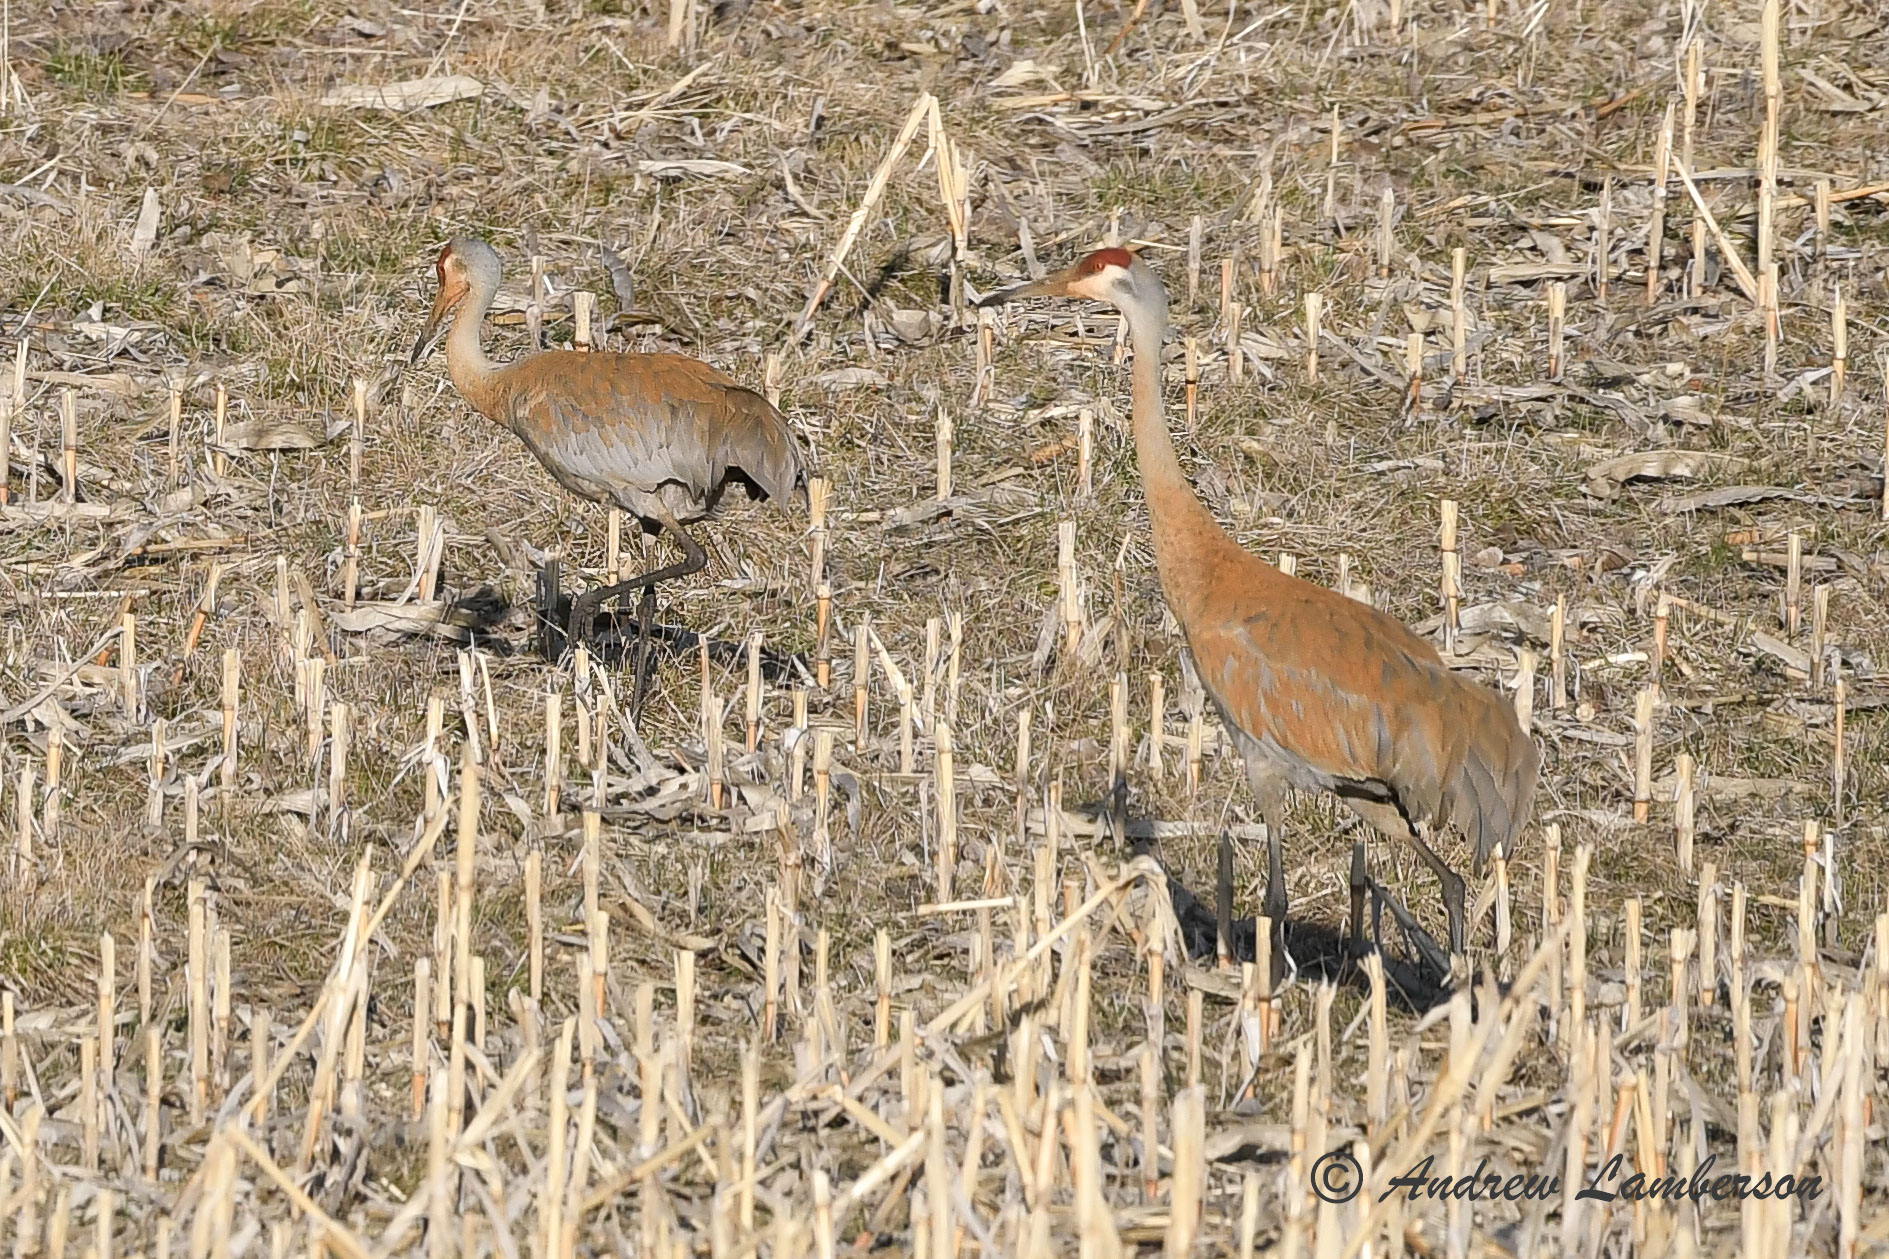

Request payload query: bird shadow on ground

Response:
[1162,863,1455,1014]
[1079,778,1456,1014]
[444,564,808,682]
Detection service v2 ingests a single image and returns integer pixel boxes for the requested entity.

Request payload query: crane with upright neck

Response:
[982,248,1538,979]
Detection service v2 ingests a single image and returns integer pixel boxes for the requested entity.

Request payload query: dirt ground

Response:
[0,0,1886,1252]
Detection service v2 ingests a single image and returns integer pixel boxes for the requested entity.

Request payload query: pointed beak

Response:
[409,284,461,366]
[976,262,1085,308]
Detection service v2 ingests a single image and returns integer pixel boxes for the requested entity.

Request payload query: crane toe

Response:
[566,591,602,657]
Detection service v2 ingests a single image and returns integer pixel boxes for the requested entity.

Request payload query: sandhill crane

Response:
[981,249,1538,978]
[411,236,807,715]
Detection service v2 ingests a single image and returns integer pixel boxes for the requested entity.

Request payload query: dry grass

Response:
[0,0,1886,1252]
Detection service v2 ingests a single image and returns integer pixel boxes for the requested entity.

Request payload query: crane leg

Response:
[1346,799,1462,985]
[1348,840,1370,957]
[1262,829,1287,991]
[1248,769,1290,990]
[1244,766,1290,921]
[1403,824,1468,961]
[536,556,564,661]
[567,521,708,673]
[629,583,658,719]
[1215,832,1235,968]
[1367,876,1454,983]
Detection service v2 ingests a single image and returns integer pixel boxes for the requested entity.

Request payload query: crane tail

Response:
[1443,689,1540,871]
[716,385,808,504]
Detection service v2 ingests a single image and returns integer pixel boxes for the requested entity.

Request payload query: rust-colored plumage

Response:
[982,252,1537,971]
[412,236,807,708]
[479,350,802,520]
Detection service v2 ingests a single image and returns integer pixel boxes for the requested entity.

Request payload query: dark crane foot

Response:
[566,591,604,658]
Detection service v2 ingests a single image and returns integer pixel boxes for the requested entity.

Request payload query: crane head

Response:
[977,247,1143,309]
[410,237,501,366]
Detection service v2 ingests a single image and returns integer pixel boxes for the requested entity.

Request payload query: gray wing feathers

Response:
[495,354,807,511]
[713,385,806,503]
[524,394,693,499]
[1441,685,1539,869]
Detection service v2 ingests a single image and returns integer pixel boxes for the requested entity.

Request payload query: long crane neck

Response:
[444,273,507,420]
[1123,290,1250,631]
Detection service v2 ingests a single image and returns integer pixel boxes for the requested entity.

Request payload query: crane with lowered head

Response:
[411,236,808,716]
[981,248,1538,981]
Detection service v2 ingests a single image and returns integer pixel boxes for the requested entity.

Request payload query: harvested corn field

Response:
[0,0,1887,1254]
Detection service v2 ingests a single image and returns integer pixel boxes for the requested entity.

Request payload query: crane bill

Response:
[977,272,1077,307]
[410,286,462,365]
[409,321,449,366]
[978,254,1122,307]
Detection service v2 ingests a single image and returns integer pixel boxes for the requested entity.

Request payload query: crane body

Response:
[983,249,1537,976]
[412,237,806,711]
